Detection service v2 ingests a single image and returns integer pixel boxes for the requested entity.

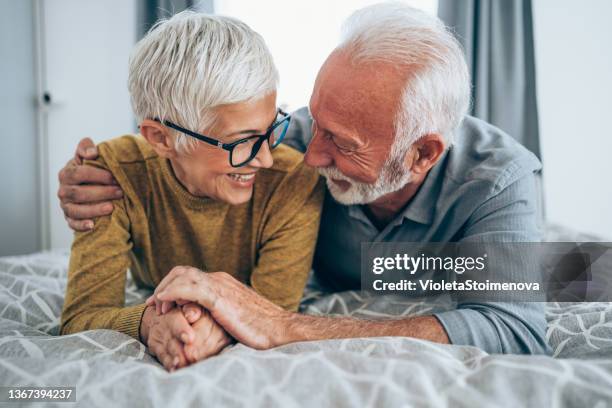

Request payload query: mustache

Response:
[318,166,355,183]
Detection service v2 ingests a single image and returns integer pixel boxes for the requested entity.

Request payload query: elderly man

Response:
[58,4,550,355]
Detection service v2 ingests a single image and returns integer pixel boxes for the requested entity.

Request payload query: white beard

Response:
[318,153,412,205]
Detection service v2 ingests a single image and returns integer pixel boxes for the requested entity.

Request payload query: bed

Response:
[1,226,612,407]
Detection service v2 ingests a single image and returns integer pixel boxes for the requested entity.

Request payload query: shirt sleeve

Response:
[433,173,552,355]
[250,162,325,311]
[60,157,147,341]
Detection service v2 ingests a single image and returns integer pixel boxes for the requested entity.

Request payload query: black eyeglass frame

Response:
[154,108,291,167]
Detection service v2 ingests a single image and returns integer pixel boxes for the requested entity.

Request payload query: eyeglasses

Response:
[154,109,291,167]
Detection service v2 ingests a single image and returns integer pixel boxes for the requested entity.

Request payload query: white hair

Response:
[338,2,470,154]
[317,2,470,205]
[128,11,279,153]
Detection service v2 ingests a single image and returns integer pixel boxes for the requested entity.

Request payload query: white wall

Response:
[533,0,612,239]
[0,0,41,256]
[43,0,137,249]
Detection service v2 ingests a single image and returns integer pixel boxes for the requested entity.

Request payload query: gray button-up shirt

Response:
[284,107,550,355]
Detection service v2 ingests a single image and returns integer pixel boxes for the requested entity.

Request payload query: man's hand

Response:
[147,267,293,350]
[57,137,123,231]
[139,305,196,371]
[149,267,451,349]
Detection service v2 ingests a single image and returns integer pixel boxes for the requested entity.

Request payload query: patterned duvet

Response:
[1,250,612,407]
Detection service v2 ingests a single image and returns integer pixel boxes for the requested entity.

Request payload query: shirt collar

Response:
[398,148,449,224]
[345,148,450,227]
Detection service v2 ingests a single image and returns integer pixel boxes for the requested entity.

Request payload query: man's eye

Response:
[314,123,355,152]
[337,145,355,153]
[327,134,349,148]
[333,139,356,153]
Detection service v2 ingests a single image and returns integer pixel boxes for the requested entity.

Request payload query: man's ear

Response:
[406,134,446,175]
[140,119,177,158]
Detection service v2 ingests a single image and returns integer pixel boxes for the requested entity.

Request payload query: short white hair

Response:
[338,2,470,155]
[128,11,279,152]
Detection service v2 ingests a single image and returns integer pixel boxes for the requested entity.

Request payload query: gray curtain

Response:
[137,0,213,39]
[438,0,541,158]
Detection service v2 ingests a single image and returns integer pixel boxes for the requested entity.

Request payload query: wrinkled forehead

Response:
[310,50,408,141]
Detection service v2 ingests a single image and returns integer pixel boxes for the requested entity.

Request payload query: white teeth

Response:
[228,173,255,182]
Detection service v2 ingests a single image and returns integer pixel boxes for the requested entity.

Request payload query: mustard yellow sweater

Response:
[60,135,324,340]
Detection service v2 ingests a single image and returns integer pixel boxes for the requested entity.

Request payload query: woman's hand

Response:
[148,266,295,350]
[142,299,231,369]
[139,305,196,371]
[181,304,233,362]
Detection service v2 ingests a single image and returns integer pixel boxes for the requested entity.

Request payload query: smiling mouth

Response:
[228,173,256,182]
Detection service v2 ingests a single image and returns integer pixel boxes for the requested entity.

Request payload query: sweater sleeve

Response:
[250,161,325,311]
[60,156,147,341]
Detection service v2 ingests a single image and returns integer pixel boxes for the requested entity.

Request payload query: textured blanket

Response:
[1,249,612,407]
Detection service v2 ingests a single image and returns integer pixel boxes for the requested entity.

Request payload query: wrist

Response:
[139,305,155,344]
[276,311,308,346]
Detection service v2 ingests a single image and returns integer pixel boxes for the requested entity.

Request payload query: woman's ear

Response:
[408,134,446,176]
[140,119,177,158]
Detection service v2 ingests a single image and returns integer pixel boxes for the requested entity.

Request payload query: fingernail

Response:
[86,221,94,229]
[103,203,113,212]
[86,147,96,155]
[114,189,123,197]
[186,312,195,320]
[173,356,179,367]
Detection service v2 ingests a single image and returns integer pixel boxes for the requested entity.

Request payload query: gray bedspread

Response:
[1,250,612,408]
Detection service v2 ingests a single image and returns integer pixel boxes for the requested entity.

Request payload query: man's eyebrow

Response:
[320,122,354,142]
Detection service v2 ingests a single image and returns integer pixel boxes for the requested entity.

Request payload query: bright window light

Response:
[212,0,439,111]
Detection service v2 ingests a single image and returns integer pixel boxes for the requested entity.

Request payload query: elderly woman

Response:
[59,11,324,371]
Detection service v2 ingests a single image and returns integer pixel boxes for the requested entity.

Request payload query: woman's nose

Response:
[250,140,274,169]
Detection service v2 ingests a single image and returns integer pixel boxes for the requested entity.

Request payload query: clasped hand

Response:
[143,266,294,372]
[140,274,232,371]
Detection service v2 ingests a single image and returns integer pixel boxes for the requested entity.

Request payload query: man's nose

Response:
[250,140,274,169]
[304,132,334,168]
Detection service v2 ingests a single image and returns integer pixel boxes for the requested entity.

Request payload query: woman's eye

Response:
[230,135,256,143]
